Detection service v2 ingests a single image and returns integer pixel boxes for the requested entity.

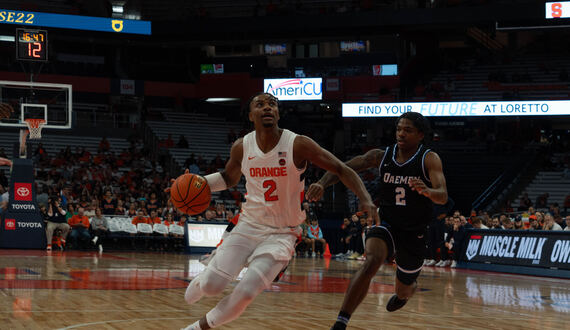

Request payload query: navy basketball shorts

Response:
[365,222,426,285]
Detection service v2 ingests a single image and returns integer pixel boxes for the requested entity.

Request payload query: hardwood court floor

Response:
[1,250,569,330]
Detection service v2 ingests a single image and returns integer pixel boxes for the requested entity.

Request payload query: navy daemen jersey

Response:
[378,144,433,230]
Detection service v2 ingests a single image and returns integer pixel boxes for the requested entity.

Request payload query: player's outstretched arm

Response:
[294,136,379,224]
[408,151,448,205]
[306,148,383,201]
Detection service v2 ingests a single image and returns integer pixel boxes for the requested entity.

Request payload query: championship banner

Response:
[462,229,570,271]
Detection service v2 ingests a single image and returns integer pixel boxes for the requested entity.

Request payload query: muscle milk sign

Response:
[264,78,322,101]
[462,230,570,270]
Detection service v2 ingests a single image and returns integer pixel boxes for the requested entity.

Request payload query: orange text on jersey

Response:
[249,167,287,178]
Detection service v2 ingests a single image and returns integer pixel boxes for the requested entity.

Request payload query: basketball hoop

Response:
[24,119,46,139]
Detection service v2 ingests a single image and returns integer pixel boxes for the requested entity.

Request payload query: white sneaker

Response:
[425,259,436,266]
[435,260,445,267]
[450,260,457,268]
[441,260,451,267]
[312,252,316,258]
[92,236,98,244]
[98,244,103,253]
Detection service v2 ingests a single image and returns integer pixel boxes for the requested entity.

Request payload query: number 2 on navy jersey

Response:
[395,187,406,205]
[263,179,278,201]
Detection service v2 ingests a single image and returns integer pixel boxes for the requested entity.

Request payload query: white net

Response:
[25,119,46,139]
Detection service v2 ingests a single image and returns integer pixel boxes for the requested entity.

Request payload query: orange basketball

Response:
[170,173,211,215]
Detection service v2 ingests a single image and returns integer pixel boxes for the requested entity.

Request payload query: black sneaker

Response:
[273,264,288,282]
[386,294,408,312]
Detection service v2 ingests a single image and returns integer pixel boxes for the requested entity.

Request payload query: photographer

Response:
[46,196,70,251]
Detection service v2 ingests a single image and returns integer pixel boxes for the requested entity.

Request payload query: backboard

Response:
[0,80,72,130]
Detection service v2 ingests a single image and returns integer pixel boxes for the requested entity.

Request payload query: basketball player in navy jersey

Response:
[307,112,448,329]
[178,93,379,330]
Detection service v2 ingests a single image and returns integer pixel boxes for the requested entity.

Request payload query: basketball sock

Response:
[331,311,351,330]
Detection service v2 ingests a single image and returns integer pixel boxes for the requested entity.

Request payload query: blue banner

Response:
[0,9,151,35]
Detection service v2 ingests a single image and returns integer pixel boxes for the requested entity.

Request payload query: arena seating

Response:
[513,170,570,210]
[419,54,570,101]
[146,111,242,168]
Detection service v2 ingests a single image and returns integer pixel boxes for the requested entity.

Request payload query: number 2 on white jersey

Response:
[263,179,278,201]
[395,187,406,206]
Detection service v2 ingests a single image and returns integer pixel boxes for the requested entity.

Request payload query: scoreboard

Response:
[16,29,47,61]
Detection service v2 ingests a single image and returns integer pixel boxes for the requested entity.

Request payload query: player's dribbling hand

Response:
[359,200,380,226]
[0,103,14,120]
[409,178,430,197]
[306,183,324,201]
[163,169,190,194]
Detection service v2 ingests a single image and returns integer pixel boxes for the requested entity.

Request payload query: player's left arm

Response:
[409,151,448,205]
[294,135,379,224]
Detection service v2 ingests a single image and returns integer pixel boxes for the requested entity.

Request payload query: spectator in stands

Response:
[554,215,566,229]
[443,216,466,268]
[518,192,532,211]
[177,135,189,149]
[307,218,326,258]
[501,217,513,230]
[513,216,524,230]
[98,137,110,153]
[127,203,137,217]
[295,215,311,257]
[471,217,488,229]
[527,215,540,230]
[36,185,49,208]
[148,210,162,225]
[60,185,72,208]
[34,143,48,162]
[204,209,216,221]
[101,190,117,215]
[565,216,570,231]
[425,197,455,266]
[65,203,77,222]
[162,134,175,148]
[336,217,351,257]
[90,207,108,251]
[45,197,69,251]
[490,216,501,229]
[115,199,126,215]
[346,213,364,260]
[132,210,149,226]
[535,212,545,227]
[535,193,549,209]
[543,213,563,231]
[146,192,160,214]
[214,203,227,220]
[435,216,454,267]
[68,207,91,249]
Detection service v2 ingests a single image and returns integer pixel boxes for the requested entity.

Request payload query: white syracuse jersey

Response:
[240,129,306,228]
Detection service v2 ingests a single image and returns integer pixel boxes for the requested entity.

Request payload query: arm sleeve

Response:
[318,229,323,239]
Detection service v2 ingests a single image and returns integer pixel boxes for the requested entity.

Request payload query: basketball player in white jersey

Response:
[180,93,378,330]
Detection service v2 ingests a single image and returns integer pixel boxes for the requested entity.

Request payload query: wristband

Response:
[204,172,228,192]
